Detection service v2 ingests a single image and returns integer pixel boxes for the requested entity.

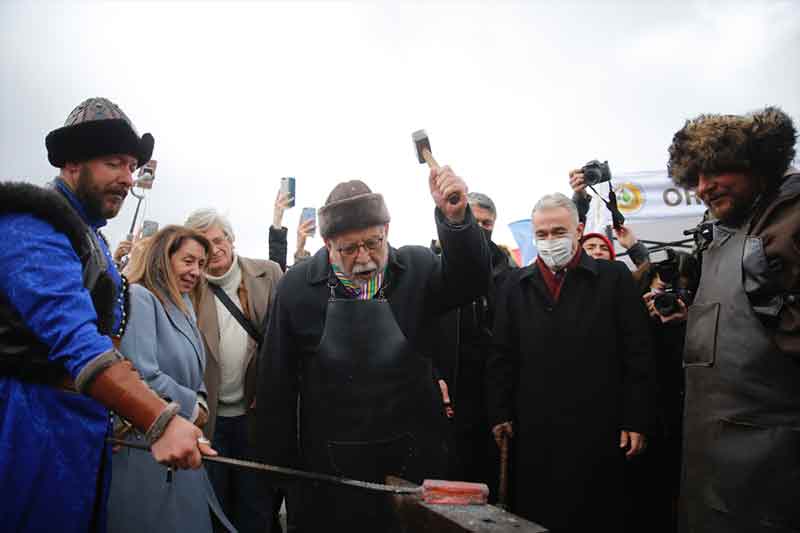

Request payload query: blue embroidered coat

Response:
[0,179,122,533]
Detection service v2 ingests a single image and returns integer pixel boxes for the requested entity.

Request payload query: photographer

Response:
[627,248,697,533]
[569,165,650,266]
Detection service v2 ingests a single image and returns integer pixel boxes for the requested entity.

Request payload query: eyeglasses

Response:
[209,236,231,247]
[337,237,384,257]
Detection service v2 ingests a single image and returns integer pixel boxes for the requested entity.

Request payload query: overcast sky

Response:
[2,0,798,258]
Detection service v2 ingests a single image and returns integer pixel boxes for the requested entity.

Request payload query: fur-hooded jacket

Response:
[668,106,800,357]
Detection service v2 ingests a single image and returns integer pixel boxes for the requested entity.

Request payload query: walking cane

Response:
[498,432,510,510]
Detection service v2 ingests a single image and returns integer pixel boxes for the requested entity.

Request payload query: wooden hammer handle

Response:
[422,148,439,170]
[424,148,459,205]
[498,433,510,510]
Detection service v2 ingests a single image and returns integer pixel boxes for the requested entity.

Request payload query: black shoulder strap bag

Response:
[209,284,266,348]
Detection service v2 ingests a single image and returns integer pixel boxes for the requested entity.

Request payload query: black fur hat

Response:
[668,106,796,188]
[318,180,390,239]
[45,97,154,168]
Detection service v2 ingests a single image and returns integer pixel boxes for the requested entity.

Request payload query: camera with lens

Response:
[649,248,697,316]
[581,160,612,187]
[683,219,715,253]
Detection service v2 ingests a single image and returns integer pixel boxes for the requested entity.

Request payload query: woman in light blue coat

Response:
[108,225,235,533]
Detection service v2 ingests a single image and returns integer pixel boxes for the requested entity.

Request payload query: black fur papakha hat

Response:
[318,180,390,239]
[668,106,796,188]
[45,97,154,168]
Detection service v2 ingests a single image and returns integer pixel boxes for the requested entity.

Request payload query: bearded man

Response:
[0,98,211,533]
[668,106,800,533]
[255,166,489,532]
[487,192,655,533]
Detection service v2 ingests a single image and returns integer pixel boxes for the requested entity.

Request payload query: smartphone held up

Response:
[300,207,317,237]
[280,177,296,208]
[140,220,159,238]
[136,160,157,189]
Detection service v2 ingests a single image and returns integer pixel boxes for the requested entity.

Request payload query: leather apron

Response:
[298,289,448,532]
[681,223,800,532]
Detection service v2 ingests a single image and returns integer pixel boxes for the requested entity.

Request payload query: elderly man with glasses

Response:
[254,167,490,532]
[183,208,284,533]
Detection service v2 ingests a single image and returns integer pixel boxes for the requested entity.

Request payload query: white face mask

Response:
[536,237,575,270]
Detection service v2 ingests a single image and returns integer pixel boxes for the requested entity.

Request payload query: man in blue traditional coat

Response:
[0,97,213,532]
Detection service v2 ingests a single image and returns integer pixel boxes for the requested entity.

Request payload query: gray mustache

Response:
[352,261,378,274]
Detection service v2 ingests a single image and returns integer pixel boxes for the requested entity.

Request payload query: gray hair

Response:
[531,193,579,228]
[184,208,235,242]
[466,192,497,219]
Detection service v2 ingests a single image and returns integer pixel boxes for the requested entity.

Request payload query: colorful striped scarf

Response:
[331,264,385,300]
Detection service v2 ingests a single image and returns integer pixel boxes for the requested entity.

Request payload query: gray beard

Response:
[351,260,379,276]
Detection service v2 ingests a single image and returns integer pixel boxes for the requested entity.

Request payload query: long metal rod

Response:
[127,191,144,237]
[107,438,422,496]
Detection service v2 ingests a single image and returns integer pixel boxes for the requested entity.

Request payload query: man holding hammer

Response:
[255,160,490,531]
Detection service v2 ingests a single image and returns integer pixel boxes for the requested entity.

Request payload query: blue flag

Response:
[508,219,537,266]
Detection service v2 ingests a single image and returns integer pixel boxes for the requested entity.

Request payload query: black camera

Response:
[682,219,715,253]
[650,248,695,316]
[581,160,611,187]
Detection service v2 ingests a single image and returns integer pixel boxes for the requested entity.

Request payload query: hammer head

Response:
[412,129,432,164]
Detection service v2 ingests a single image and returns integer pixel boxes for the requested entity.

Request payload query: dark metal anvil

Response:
[387,476,549,533]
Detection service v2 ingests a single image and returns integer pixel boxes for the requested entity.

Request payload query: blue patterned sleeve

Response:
[0,214,113,379]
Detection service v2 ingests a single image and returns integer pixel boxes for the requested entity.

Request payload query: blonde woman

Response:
[107,225,234,533]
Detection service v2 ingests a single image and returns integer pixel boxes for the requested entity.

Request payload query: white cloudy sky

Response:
[1,0,798,259]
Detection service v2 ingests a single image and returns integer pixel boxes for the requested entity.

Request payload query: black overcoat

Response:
[487,251,655,533]
[254,206,489,472]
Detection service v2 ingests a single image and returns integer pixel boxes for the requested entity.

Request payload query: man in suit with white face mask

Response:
[487,192,656,533]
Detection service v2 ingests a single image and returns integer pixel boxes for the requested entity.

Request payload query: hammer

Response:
[413,129,460,205]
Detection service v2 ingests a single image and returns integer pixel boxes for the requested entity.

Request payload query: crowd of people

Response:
[1,97,798,533]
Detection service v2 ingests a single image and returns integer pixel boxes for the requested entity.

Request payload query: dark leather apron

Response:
[681,223,800,533]
[298,288,448,532]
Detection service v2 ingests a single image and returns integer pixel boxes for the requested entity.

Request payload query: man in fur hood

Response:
[668,106,800,533]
